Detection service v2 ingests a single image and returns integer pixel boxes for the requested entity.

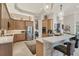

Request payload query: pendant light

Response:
[58,4,64,20]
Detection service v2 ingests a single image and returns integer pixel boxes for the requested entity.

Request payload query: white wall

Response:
[74,13,79,33]
[64,14,76,34]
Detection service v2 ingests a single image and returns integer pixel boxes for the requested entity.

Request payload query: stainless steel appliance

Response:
[26,26,33,41]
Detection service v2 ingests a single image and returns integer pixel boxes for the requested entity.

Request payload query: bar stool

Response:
[54,42,71,56]
[54,37,76,56]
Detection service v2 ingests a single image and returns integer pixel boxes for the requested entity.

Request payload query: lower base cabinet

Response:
[14,33,26,42]
[36,40,43,56]
[0,43,12,56]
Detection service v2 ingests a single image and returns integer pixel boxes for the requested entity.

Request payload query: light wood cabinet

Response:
[42,19,53,37]
[0,4,11,30]
[0,4,1,29]
[36,40,43,56]
[8,20,23,30]
[9,20,33,30]
[26,21,33,26]
[14,33,26,42]
[0,43,12,56]
[14,20,26,30]
[8,20,14,30]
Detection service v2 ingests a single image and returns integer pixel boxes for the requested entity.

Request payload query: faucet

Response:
[0,28,5,36]
[1,30,4,36]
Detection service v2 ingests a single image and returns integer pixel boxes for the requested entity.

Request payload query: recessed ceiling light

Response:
[45,5,49,9]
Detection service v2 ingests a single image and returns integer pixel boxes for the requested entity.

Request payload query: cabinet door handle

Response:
[8,22,10,29]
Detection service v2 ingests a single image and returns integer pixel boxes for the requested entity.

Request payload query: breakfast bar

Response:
[36,34,75,56]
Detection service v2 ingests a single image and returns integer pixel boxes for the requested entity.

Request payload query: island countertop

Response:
[36,34,75,44]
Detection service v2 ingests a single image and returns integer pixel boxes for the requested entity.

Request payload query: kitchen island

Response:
[36,34,75,56]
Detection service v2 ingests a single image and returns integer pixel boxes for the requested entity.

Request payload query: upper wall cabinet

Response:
[14,20,33,30]
[8,20,15,30]
[14,20,26,30]
[0,3,11,30]
[26,21,33,26]
[9,20,33,30]
[0,4,1,29]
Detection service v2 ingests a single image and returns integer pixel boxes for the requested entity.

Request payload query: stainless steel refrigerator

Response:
[26,26,33,41]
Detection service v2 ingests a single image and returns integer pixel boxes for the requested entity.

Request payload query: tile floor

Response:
[13,41,33,56]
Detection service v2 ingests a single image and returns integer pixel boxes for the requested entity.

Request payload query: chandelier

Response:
[43,3,53,13]
[58,4,64,20]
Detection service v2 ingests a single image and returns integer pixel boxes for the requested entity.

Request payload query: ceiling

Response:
[6,3,79,19]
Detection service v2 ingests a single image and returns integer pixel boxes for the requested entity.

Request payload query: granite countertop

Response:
[36,37,43,43]
[36,34,75,44]
[0,36,13,44]
[0,30,25,44]
[4,30,25,36]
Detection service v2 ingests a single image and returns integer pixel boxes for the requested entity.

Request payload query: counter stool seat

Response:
[54,45,67,55]
[54,42,71,56]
